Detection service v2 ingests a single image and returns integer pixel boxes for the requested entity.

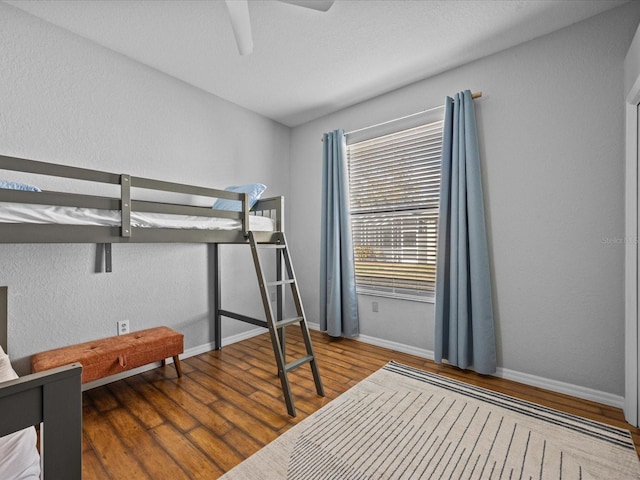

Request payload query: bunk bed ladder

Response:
[248,231,324,417]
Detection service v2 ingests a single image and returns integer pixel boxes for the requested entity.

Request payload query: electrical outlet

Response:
[117,320,130,335]
[372,301,379,313]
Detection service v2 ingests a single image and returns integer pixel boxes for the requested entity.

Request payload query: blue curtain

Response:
[320,129,359,337]
[435,91,496,375]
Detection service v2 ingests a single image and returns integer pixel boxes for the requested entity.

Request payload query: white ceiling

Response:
[4,0,629,127]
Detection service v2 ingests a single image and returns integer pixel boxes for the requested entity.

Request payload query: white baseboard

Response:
[355,333,436,361]
[494,367,624,409]
[181,327,266,357]
[84,324,624,409]
[308,323,624,409]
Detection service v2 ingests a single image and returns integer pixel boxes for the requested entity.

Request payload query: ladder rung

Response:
[275,316,304,329]
[256,243,286,249]
[267,279,295,287]
[285,355,314,372]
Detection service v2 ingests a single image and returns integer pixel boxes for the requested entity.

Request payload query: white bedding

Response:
[0,203,275,231]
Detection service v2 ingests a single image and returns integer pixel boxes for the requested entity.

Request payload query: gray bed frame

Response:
[0,154,283,244]
[0,154,288,478]
[0,152,285,337]
[0,363,82,480]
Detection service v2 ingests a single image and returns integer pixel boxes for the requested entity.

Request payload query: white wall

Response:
[0,3,290,373]
[289,3,640,397]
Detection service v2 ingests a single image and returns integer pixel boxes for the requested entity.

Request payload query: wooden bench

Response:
[31,326,183,384]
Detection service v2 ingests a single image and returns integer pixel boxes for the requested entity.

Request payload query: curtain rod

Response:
[321,91,482,141]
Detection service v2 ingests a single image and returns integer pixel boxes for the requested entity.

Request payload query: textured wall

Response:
[0,3,290,373]
[289,3,640,396]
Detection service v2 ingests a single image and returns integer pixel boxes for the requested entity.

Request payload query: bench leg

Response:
[161,357,182,377]
[172,355,183,378]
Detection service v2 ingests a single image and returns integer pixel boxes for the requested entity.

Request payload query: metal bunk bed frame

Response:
[0,154,323,418]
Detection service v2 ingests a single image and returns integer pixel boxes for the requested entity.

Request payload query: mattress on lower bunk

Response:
[0,202,275,231]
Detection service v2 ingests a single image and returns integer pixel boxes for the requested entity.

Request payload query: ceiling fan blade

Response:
[277,0,335,12]
[225,0,254,56]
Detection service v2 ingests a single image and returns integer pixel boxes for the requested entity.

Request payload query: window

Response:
[347,119,443,301]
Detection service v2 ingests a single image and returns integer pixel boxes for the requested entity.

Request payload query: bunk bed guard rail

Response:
[0,155,254,239]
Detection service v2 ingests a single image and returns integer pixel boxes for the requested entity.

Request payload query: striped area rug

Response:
[219,361,640,479]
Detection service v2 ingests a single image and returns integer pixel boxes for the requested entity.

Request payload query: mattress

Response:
[0,203,275,231]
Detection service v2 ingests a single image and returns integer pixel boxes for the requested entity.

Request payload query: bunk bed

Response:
[0,153,323,476]
[0,154,283,245]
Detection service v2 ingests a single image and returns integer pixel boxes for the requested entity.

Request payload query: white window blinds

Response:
[347,120,443,299]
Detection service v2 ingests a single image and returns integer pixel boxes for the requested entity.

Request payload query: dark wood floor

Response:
[81,328,640,479]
